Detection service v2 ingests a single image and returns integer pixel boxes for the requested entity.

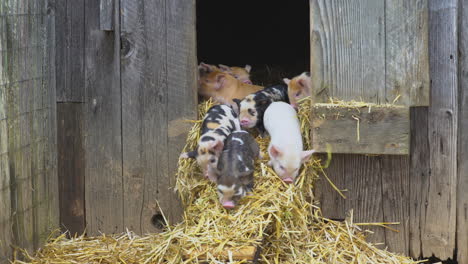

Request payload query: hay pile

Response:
[13,98,421,264]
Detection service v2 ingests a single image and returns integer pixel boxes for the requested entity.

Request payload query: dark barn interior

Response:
[196,0,310,86]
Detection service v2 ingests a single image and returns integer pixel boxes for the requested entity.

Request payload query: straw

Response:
[13,97,421,264]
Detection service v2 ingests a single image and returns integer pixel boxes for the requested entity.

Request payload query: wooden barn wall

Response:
[55,0,197,236]
[0,0,59,262]
[313,0,467,261]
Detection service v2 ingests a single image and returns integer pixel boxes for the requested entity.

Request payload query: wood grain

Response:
[120,0,169,233]
[100,0,114,31]
[84,0,124,235]
[385,0,429,106]
[457,0,468,262]
[0,0,59,258]
[55,0,85,102]
[311,105,409,155]
[57,103,85,235]
[0,87,12,262]
[381,155,409,254]
[408,107,429,258]
[310,0,385,104]
[422,0,458,259]
[165,0,197,223]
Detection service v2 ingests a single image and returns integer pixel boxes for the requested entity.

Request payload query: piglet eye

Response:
[295,91,302,97]
[248,108,255,116]
[280,165,285,170]
[210,158,216,163]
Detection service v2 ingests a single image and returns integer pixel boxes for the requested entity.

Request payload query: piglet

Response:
[198,62,220,78]
[198,71,262,110]
[263,102,314,184]
[283,72,312,109]
[219,64,253,84]
[233,83,289,136]
[215,131,259,209]
[180,104,240,182]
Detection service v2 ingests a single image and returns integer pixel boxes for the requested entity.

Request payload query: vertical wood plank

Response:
[0,90,12,261]
[310,0,386,104]
[84,0,123,235]
[385,0,430,106]
[422,0,458,259]
[57,103,85,235]
[120,0,169,233]
[55,0,85,102]
[0,3,12,261]
[457,0,468,261]
[381,156,409,254]
[100,0,114,31]
[408,107,429,258]
[165,0,197,223]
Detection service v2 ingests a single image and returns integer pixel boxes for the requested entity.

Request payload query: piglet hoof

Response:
[179,152,189,159]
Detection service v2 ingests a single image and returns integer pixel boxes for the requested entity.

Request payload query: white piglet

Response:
[264,102,315,184]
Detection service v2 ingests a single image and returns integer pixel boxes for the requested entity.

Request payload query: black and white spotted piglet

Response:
[215,131,260,209]
[233,84,289,135]
[180,104,240,182]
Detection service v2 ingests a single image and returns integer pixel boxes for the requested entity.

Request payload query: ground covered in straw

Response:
[13,98,422,264]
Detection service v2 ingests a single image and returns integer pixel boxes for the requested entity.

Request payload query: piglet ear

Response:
[210,139,224,153]
[269,145,282,158]
[283,78,291,85]
[301,150,315,163]
[298,79,305,87]
[215,74,226,90]
[245,65,252,73]
[180,150,198,159]
[218,64,231,72]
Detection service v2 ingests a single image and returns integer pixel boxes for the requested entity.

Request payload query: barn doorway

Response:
[196,0,310,86]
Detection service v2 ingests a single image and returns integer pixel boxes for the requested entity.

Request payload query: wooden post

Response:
[458,0,468,262]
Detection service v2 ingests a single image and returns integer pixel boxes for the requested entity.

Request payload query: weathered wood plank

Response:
[345,156,386,246]
[100,0,114,31]
[408,107,429,258]
[84,0,123,235]
[165,0,197,223]
[421,0,458,259]
[0,90,12,262]
[310,0,386,104]
[57,103,85,235]
[120,0,170,233]
[381,155,409,254]
[311,105,409,155]
[457,0,468,262]
[55,0,85,102]
[385,0,430,106]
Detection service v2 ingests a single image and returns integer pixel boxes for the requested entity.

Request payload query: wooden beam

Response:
[311,105,409,155]
[457,0,468,262]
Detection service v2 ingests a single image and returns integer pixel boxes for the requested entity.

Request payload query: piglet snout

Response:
[222,200,235,209]
[240,119,251,127]
[283,177,294,184]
